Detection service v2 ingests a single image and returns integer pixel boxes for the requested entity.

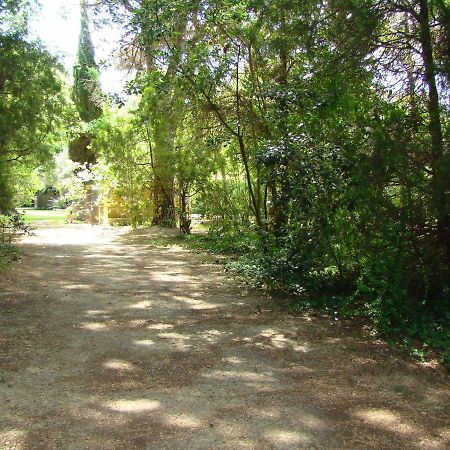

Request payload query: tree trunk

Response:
[418,0,450,284]
[146,17,187,228]
[179,187,191,234]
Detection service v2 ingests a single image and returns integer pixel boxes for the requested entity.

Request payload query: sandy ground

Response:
[0,224,449,450]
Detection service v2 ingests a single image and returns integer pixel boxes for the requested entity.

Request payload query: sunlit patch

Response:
[293,345,309,352]
[205,370,275,382]
[129,319,148,326]
[128,300,153,309]
[204,329,225,336]
[103,359,136,372]
[1,429,26,445]
[105,399,160,413]
[159,332,190,340]
[270,334,289,348]
[21,226,127,246]
[354,408,417,435]
[265,430,310,445]
[134,339,155,347]
[256,408,280,419]
[221,356,244,364]
[80,322,108,331]
[199,329,228,343]
[259,329,308,352]
[85,309,108,316]
[163,413,202,429]
[173,295,221,310]
[147,323,173,330]
[260,329,277,337]
[65,284,91,290]
[166,247,185,254]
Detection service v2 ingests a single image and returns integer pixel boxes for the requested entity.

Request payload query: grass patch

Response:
[180,230,259,255]
[19,208,68,226]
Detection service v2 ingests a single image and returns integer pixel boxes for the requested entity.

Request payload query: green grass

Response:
[19,208,68,226]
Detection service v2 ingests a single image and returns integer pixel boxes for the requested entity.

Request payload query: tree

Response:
[93,0,449,352]
[0,1,67,212]
[69,0,102,166]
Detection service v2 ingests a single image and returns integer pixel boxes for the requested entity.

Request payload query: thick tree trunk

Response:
[151,104,177,227]
[418,0,450,282]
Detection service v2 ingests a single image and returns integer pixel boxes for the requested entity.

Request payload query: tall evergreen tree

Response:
[69,0,102,165]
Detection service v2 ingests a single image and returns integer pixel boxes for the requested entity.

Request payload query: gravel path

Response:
[0,225,448,449]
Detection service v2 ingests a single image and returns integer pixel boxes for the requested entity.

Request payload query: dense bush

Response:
[0,213,31,265]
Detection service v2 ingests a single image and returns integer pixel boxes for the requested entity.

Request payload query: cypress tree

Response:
[69,0,102,165]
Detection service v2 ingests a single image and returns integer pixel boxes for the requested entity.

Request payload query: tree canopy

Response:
[0,0,67,212]
[89,0,449,355]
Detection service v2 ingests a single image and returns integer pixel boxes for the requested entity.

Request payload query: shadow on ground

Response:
[0,225,448,449]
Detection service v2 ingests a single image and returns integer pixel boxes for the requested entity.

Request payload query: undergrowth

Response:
[0,212,32,267]
[180,230,450,369]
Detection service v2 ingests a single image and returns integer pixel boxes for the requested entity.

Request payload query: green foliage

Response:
[70,0,102,166]
[91,107,153,227]
[0,2,68,213]
[95,0,449,364]
[0,212,31,265]
[72,0,102,124]
[183,229,260,255]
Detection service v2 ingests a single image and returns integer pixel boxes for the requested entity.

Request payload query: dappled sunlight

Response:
[105,399,160,413]
[197,329,230,345]
[1,430,26,446]
[103,359,137,372]
[128,300,153,309]
[156,331,193,351]
[205,369,276,383]
[259,329,309,352]
[165,246,186,254]
[172,295,222,310]
[158,332,191,341]
[20,225,128,246]
[3,225,448,450]
[134,339,155,347]
[147,323,174,330]
[80,322,108,331]
[265,429,311,445]
[221,356,245,364]
[127,319,150,327]
[85,309,109,316]
[354,408,421,436]
[64,284,91,290]
[151,272,195,283]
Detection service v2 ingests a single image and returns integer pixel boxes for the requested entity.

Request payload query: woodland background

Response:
[1,0,449,364]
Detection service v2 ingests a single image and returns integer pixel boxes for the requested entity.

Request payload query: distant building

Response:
[34,186,60,209]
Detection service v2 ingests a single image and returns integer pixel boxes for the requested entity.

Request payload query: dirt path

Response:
[0,225,448,449]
